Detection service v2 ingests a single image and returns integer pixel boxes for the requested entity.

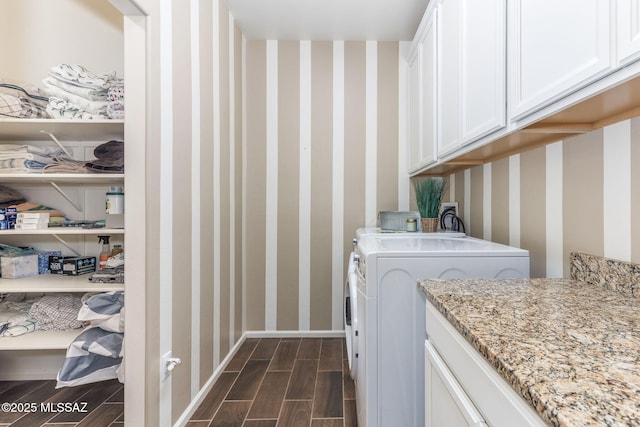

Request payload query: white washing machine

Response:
[345,235,529,427]
[344,228,466,379]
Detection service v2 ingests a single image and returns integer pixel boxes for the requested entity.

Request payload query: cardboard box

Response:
[49,256,97,276]
[106,214,124,229]
[0,254,39,278]
[37,251,62,274]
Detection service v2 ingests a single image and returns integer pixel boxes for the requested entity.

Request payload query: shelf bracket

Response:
[50,182,83,213]
[39,131,73,158]
[51,234,81,257]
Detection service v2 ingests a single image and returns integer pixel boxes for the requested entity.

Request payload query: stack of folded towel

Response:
[0,144,65,173]
[43,139,124,174]
[0,80,49,119]
[43,64,124,120]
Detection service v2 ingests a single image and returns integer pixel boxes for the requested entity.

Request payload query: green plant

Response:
[413,177,446,218]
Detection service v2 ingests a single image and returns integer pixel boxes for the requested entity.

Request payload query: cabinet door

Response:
[509,0,611,120]
[421,9,437,166]
[408,48,423,172]
[618,0,640,65]
[461,0,506,142]
[425,340,487,427]
[437,0,462,156]
[439,0,506,157]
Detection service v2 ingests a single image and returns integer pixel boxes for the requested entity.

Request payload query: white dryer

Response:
[346,235,529,427]
[344,229,465,380]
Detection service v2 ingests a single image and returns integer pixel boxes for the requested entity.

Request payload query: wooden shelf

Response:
[0,273,123,293]
[0,329,81,350]
[0,119,124,142]
[0,228,124,235]
[0,173,124,184]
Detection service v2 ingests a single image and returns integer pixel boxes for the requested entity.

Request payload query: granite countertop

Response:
[418,275,640,427]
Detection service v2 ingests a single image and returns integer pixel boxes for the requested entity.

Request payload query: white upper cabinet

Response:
[438,0,506,157]
[421,8,438,167]
[617,0,640,65]
[508,0,611,120]
[460,0,506,142]
[408,48,423,172]
[408,3,438,173]
[437,0,462,156]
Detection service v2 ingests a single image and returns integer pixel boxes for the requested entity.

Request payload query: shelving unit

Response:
[0,117,125,354]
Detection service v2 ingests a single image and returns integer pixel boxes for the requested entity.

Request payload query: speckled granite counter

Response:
[419,254,640,427]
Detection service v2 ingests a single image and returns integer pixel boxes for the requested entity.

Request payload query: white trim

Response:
[122,14,147,427]
[332,41,345,331]
[229,10,237,344]
[464,168,471,234]
[398,42,411,210]
[299,40,312,331]
[509,154,521,248]
[483,163,492,241]
[241,35,248,334]
[546,141,564,278]
[265,40,279,330]
[365,41,378,227]
[212,0,221,367]
[603,120,632,261]
[158,0,173,424]
[190,0,201,398]
[245,330,346,339]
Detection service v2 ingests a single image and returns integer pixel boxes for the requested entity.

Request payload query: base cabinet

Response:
[425,340,487,427]
[425,301,547,427]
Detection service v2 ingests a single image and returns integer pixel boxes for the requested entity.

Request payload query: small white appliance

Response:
[345,235,529,427]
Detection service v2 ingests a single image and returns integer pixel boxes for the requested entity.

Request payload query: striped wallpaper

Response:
[245,40,402,332]
[447,118,640,278]
[147,7,408,424]
[146,0,244,424]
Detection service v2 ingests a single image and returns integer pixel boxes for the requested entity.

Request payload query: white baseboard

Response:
[245,330,345,338]
[173,329,346,426]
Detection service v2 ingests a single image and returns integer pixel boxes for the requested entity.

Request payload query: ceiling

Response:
[225,0,430,41]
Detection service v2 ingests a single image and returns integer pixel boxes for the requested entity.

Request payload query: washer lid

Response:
[356,235,529,257]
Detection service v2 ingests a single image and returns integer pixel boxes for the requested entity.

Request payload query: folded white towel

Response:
[42,76,107,101]
[43,82,109,114]
[49,64,117,90]
[47,97,110,120]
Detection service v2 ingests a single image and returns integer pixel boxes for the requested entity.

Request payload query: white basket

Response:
[378,211,420,232]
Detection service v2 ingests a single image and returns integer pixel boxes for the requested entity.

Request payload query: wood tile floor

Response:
[0,338,356,427]
[0,378,123,426]
[188,337,358,427]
